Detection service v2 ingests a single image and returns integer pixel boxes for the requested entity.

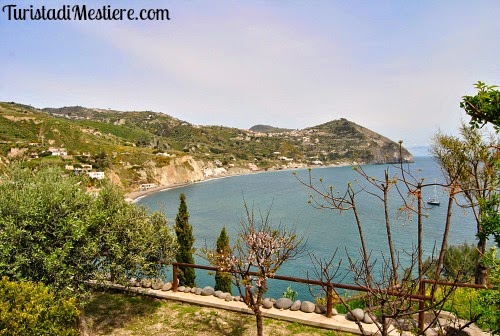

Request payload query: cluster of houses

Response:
[65,163,105,180]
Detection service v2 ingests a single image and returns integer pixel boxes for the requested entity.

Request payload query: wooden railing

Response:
[172,261,491,332]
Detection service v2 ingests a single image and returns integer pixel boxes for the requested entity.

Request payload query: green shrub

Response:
[282,285,298,301]
[0,277,79,336]
[423,243,479,281]
[476,247,500,334]
[437,286,481,321]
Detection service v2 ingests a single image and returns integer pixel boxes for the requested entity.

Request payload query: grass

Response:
[84,291,353,336]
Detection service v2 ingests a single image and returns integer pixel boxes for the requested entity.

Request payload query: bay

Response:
[138,157,478,300]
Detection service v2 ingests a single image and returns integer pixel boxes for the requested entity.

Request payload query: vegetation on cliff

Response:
[0,101,413,191]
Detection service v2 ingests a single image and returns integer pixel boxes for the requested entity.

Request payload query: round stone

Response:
[195,288,202,295]
[363,312,376,324]
[177,286,185,292]
[161,282,172,291]
[315,304,326,314]
[275,298,293,310]
[346,308,365,321]
[262,298,274,309]
[151,279,163,290]
[140,279,152,288]
[300,301,316,313]
[290,300,301,311]
[201,286,214,296]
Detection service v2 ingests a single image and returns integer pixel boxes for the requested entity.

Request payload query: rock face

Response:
[275,298,293,310]
[300,301,316,313]
[141,156,207,186]
[346,308,365,322]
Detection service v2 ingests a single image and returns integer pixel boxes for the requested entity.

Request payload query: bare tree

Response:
[296,144,464,335]
[204,203,304,336]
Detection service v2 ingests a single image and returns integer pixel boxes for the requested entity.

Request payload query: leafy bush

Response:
[0,277,79,336]
[423,243,479,281]
[437,286,481,321]
[0,164,177,300]
[431,248,499,334]
[476,247,500,334]
[282,285,298,301]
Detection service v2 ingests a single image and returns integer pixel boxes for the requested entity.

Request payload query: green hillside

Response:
[0,101,413,188]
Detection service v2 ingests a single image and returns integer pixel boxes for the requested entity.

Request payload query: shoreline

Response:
[124,162,362,202]
[125,169,267,202]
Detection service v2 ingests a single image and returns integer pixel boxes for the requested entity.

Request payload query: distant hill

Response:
[249,124,293,133]
[406,145,431,157]
[1,102,413,189]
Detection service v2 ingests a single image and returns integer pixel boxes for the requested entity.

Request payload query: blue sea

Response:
[138,157,478,300]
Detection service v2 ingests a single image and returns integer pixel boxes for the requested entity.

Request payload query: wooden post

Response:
[326,285,333,318]
[173,264,178,292]
[245,285,250,305]
[418,281,425,333]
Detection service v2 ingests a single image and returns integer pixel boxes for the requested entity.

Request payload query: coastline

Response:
[124,162,358,202]
[125,169,268,202]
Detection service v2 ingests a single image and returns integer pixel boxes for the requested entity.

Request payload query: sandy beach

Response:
[124,162,355,202]
[125,182,192,202]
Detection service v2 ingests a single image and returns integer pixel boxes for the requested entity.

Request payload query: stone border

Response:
[93,280,385,335]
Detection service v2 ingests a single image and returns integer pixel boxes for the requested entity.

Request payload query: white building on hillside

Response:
[88,171,105,180]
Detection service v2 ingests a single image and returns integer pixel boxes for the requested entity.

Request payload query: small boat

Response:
[427,183,440,206]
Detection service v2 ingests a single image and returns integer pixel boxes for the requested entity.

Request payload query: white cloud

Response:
[2,1,499,146]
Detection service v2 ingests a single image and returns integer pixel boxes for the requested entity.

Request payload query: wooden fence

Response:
[172,262,491,333]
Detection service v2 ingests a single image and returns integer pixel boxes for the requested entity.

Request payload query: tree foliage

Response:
[431,124,500,284]
[0,164,176,301]
[0,277,79,336]
[174,193,196,287]
[461,81,500,130]
[214,227,232,294]
[424,243,479,281]
[476,247,500,334]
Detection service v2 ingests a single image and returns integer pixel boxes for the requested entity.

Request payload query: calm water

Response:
[138,157,478,300]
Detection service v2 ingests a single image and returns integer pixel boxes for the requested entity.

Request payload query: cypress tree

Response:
[214,227,232,294]
[174,193,196,287]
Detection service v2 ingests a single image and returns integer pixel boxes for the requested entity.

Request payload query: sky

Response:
[1,1,499,150]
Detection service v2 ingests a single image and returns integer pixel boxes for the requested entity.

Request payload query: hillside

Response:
[0,102,413,191]
[249,124,293,133]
